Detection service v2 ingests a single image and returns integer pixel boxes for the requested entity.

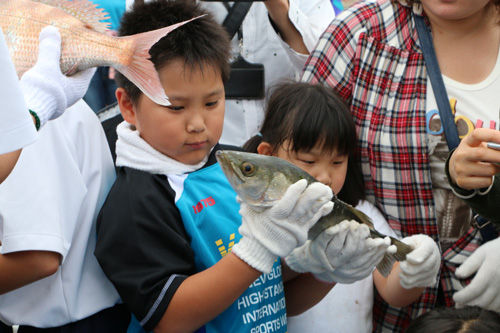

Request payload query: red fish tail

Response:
[117,15,204,106]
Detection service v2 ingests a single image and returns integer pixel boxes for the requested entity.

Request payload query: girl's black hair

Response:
[243,82,365,206]
[405,306,500,333]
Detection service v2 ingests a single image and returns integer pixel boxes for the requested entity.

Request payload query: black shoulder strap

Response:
[414,14,460,151]
[222,2,253,40]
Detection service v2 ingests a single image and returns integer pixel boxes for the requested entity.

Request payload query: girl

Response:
[244,82,441,332]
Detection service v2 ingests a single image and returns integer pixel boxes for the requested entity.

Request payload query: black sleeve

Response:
[95,167,196,331]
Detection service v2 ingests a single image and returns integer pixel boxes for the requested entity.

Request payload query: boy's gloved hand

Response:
[453,237,500,312]
[285,220,352,282]
[285,220,395,284]
[322,232,395,284]
[19,26,95,128]
[233,179,334,273]
[399,234,441,289]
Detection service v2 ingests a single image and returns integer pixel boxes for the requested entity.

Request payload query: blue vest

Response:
[169,163,287,333]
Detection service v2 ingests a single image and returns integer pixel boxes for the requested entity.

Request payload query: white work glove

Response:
[399,234,441,289]
[323,228,396,284]
[19,26,95,128]
[233,179,334,273]
[286,220,396,284]
[453,237,500,312]
[285,220,352,282]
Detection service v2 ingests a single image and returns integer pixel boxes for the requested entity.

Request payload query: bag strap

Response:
[414,14,498,242]
[414,14,460,151]
[222,2,253,40]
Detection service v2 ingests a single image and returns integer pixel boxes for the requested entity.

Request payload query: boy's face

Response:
[120,58,225,165]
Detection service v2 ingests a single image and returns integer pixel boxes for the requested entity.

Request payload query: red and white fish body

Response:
[0,0,198,106]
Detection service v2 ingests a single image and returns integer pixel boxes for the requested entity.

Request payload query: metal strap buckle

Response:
[473,214,492,229]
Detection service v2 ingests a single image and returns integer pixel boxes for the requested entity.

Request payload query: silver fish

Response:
[216,150,413,277]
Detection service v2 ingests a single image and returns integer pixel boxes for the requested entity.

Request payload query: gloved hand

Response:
[19,26,96,128]
[286,220,396,284]
[453,237,500,311]
[399,234,441,289]
[323,229,396,284]
[285,220,352,282]
[232,179,334,273]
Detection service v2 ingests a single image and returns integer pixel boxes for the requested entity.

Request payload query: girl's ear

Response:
[116,87,136,125]
[257,142,273,156]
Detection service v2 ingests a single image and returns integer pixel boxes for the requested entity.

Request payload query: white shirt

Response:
[0,101,120,327]
[0,27,37,154]
[200,1,335,147]
[287,200,398,333]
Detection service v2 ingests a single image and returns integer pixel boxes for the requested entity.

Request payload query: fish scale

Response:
[0,0,201,106]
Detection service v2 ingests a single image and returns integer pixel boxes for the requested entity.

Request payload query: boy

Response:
[95,1,393,332]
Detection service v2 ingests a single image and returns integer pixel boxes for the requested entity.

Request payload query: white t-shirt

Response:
[0,27,37,154]
[425,47,500,247]
[200,1,336,147]
[287,200,397,333]
[0,101,120,327]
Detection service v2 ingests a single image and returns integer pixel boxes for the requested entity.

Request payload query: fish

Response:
[0,0,201,106]
[216,150,414,277]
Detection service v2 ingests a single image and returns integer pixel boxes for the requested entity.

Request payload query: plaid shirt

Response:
[301,0,498,331]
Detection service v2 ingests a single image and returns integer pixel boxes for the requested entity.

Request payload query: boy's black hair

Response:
[243,82,365,206]
[406,306,500,333]
[115,0,231,103]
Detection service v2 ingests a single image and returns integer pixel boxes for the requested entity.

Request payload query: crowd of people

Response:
[1,0,500,332]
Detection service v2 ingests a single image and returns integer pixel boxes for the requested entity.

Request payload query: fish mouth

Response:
[215,151,244,185]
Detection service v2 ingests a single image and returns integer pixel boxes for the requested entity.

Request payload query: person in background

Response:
[83,0,126,113]
[405,305,500,333]
[0,24,93,183]
[0,26,129,332]
[301,0,500,331]
[198,0,335,147]
[0,26,37,183]
[445,128,500,311]
[244,82,441,333]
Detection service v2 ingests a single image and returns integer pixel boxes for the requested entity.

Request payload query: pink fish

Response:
[0,0,200,106]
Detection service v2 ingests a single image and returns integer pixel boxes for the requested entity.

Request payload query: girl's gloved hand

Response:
[399,234,441,289]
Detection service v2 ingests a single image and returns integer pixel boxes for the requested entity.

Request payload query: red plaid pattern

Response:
[301,0,498,331]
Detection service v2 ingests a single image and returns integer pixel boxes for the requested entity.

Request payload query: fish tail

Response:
[376,237,413,277]
[117,15,204,106]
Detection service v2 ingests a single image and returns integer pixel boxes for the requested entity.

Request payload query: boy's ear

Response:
[116,87,136,125]
[257,142,273,156]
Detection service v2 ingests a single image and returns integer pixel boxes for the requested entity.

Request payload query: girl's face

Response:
[259,141,348,194]
[420,0,492,22]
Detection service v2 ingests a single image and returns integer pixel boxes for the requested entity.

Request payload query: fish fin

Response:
[32,0,110,33]
[115,15,204,106]
[375,237,414,277]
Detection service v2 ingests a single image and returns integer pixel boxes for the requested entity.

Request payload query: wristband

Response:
[29,110,41,131]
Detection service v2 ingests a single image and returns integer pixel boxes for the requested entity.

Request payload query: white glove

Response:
[324,229,396,284]
[453,237,500,311]
[19,26,96,128]
[286,220,395,284]
[233,179,334,273]
[285,220,352,282]
[399,234,441,289]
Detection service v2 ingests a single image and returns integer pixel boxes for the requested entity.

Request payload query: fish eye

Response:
[241,162,255,175]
